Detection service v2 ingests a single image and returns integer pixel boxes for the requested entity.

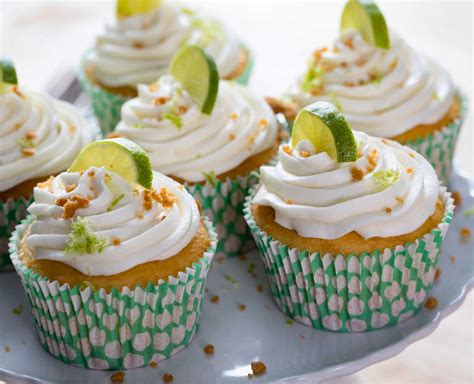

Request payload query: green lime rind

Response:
[1,58,18,94]
[116,0,162,18]
[340,0,390,49]
[292,101,357,163]
[170,45,219,115]
[69,138,153,189]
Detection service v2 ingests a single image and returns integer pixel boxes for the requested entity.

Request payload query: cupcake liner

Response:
[244,186,454,332]
[9,216,217,370]
[186,171,260,258]
[404,93,467,185]
[0,195,33,270]
[79,45,254,136]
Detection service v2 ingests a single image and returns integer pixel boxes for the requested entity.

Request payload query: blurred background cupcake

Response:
[244,101,454,332]
[280,0,466,185]
[0,58,94,270]
[9,138,217,369]
[113,46,284,257]
[79,0,253,134]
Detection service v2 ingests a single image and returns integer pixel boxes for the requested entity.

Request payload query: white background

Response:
[1,1,473,382]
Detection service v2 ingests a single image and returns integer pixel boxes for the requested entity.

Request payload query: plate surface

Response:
[0,166,472,384]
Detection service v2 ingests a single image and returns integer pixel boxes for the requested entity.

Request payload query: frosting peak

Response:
[253,132,439,239]
[287,30,455,137]
[26,167,200,276]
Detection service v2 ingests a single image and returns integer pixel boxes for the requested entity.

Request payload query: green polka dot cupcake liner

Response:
[404,93,467,186]
[244,186,454,332]
[0,195,33,270]
[9,216,217,370]
[78,46,254,136]
[186,171,260,259]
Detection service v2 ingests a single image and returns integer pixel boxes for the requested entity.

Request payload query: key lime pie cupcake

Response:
[80,0,253,134]
[244,101,454,332]
[115,46,282,257]
[0,59,94,270]
[283,0,466,184]
[9,138,217,369]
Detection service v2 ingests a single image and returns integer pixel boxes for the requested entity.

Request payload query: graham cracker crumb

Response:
[25,131,37,140]
[239,304,246,311]
[251,361,267,376]
[149,83,158,92]
[247,373,253,379]
[72,195,90,208]
[163,373,174,383]
[151,188,176,209]
[230,112,238,120]
[285,199,294,205]
[216,256,225,264]
[143,190,153,211]
[203,344,215,355]
[239,254,247,261]
[406,167,413,175]
[133,41,144,48]
[460,227,471,242]
[105,132,122,139]
[257,285,264,293]
[424,297,438,310]
[395,196,405,204]
[282,145,293,156]
[110,371,125,383]
[300,334,305,340]
[451,191,462,207]
[149,361,158,368]
[154,96,170,105]
[112,238,121,246]
[434,267,441,280]
[384,207,392,214]
[37,176,54,190]
[258,118,268,127]
[351,166,364,181]
[449,256,456,263]
[65,183,76,192]
[178,105,188,114]
[211,295,219,304]
[55,197,68,207]
[69,124,76,133]
[229,133,236,141]
[5,346,10,352]
[21,148,36,157]
[300,150,311,158]
[63,200,79,219]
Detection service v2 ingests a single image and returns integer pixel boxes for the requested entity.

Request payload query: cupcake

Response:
[244,101,454,332]
[115,46,283,257]
[9,138,217,369]
[282,0,466,184]
[0,58,95,270]
[80,0,253,134]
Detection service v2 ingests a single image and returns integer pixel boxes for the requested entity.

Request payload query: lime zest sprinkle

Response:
[107,193,125,212]
[247,263,256,274]
[79,281,94,291]
[202,171,218,187]
[464,206,474,216]
[163,113,183,129]
[328,92,342,111]
[286,319,294,325]
[180,10,224,48]
[64,217,106,255]
[432,92,441,101]
[12,304,23,316]
[372,169,400,186]
[133,123,144,129]
[16,137,35,149]
[300,63,324,93]
[224,274,239,286]
[180,7,195,16]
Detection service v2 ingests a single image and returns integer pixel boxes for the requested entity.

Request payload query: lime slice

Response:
[69,138,153,189]
[170,45,219,115]
[0,58,18,95]
[340,0,390,49]
[116,0,162,18]
[291,101,357,163]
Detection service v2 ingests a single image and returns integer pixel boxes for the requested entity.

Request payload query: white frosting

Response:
[26,167,200,276]
[253,132,440,239]
[0,90,94,192]
[86,3,242,87]
[287,30,455,137]
[116,75,278,182]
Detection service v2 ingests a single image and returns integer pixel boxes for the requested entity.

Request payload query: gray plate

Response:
[0,166,472,384]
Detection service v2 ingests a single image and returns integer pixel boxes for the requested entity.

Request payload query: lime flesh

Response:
[69,138,153,189]
[340,0,390,49]
[116,0,162,18]
[291,101,357,163]
[170,45,219,115]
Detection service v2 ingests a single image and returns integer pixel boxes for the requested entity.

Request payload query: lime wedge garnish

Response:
[0,58,18,95]
[170,45,219,115]
[340,0,390,49]
[116,0,162,18]
[291,101,357,163]
[69,138,153,189]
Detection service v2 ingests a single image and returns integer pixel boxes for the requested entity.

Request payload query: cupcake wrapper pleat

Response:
[0,195,33,270]
[9,216,217,370]
[244,186,454,332]
[78,46,254,136]
[404,93,467,185]
[186,171,260,258]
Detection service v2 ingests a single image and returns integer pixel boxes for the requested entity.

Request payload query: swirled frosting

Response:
[287,30,455,137]
[26,167,200,276]
[116,75,278,182]
[0,89,94,192]
[86,3,242,87]
[253,131,439,239]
